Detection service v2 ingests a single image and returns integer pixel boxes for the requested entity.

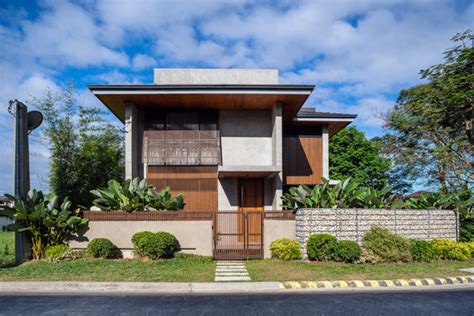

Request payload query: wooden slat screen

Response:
[82,211,213,221]
[143,130,220,165]
[147,166,218,212]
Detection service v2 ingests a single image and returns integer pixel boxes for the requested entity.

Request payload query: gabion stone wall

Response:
[296,208,458,256]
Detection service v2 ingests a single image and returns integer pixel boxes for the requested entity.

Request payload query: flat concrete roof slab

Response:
[154,68,279,85]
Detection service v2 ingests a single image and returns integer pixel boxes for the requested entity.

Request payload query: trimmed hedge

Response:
[132,231,180,260]
[306,234,338,261]
[334,240,361,263]
[270,238,302,260]
[131,231,155,257]
[87,238,120,259]
[431,239,470,261]
[362,227,411,262]
[410,240,438,262]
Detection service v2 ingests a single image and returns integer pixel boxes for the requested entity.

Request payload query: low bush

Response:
[357,247,383,264]
[410,240,438,262]
[132,231,155,257]
[45,245,69,262]
[270,238,302,261]
[334,240,361,263]
[430,239,470,261]
[132,231,180,260]
[464,242,474,257]
[362,227,411,262]
[87,238,120,259]
[306,234,338,261]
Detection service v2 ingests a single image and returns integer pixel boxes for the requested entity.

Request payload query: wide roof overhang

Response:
[88,84,315,122]
[290,113,357,137]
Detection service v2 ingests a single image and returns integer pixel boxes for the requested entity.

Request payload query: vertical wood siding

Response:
[283,136,323,185]
[147,166,218,212]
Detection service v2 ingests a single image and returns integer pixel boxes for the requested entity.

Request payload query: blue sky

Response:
[0,0,473,194]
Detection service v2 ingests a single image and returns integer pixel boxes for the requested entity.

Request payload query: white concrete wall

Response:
[264,220,296,258]
[219,110,272,166]
[154,68,278,85]
[70,221,213,258]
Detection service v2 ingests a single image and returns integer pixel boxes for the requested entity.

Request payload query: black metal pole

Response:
[11,100,30,263]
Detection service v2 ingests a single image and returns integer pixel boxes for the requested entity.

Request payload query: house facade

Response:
[89,69,356,213]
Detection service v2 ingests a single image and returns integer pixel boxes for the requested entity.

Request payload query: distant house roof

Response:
[292,107,357,136]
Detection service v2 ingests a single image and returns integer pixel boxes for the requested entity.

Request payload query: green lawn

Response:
[246,259,474,282]
[0,232,15,267]
[0,255,216,282]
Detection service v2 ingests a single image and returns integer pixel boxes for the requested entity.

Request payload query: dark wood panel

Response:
[238,179,264,243]
[147,166,218,212]
[283,136,323,185]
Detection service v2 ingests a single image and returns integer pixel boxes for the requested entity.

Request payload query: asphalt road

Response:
[0,289,473,315]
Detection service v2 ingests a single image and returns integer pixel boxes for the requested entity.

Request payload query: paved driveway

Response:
[0,289,473,315]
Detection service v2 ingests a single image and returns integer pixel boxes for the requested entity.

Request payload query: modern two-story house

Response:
[88,69,356,214]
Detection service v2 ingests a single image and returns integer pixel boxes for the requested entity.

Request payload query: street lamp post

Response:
[8,100,42,263]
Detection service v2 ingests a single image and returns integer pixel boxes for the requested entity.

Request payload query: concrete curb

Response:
[0,281,280,294]
[0,276,473,295]
[279,275,474,290]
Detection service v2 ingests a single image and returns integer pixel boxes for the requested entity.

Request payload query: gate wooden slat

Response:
[213,211,263,260]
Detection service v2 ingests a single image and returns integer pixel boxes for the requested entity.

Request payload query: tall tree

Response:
[382,30,473,192]
[329,126,392,190]
[33,85,124,207]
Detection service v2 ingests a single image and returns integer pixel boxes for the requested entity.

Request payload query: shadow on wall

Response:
[219,110,272,138]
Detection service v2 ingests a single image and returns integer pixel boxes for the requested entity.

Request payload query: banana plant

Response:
[91,178,185,212]
[0,190,88,259]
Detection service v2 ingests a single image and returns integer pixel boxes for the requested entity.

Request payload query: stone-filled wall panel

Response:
[296,208,458,256]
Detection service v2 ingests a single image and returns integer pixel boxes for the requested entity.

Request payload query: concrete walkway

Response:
[215,261,251,282]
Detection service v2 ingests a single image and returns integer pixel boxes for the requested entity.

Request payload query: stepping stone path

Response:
[215,261,251,282]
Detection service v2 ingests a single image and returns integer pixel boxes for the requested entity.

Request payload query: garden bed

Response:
[246,259,474,282]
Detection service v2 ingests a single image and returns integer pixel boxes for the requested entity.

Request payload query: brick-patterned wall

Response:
[296,208,458,256]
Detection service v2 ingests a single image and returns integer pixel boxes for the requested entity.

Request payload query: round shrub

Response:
[362,227,411,262]
[306,234,338,261]
[334,240,361,263]
[270,238,302,260]
[464,242,474,257]
[430,239,470,261]
[87,238,120,259]
[45,245,69,262]
[132,231,155,257]
[133,231,180,260]
[410,240,438,262]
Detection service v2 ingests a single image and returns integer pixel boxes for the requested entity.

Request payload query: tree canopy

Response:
[33,85,124,207]
[381,30,473,192]
[329,126,391,190]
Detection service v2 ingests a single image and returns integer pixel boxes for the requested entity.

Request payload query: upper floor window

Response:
[145,111,217,131]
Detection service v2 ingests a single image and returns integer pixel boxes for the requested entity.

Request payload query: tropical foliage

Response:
[0,190,89,259]
[330,126,392,190]
[34,85,124,208]
[281,178,396,209]
[90,178,185,212]
[381,30,473,192]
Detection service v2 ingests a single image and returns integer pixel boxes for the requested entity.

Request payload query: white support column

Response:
[271,102,283,210]
[322,125,329,180]
[125,103,138,180]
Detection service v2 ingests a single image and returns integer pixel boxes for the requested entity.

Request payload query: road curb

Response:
[279,275,474,290]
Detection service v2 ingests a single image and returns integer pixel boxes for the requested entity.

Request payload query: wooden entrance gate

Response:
[213,211,263,260]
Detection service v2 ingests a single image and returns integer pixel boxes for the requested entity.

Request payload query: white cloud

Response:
[132,54,157,70]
